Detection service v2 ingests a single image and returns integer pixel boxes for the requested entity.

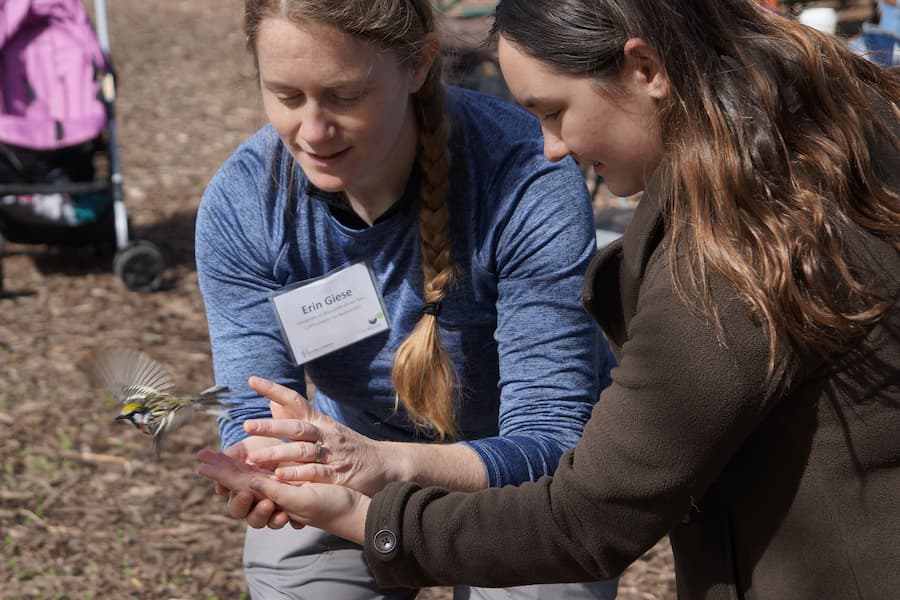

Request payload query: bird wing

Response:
[90,348,176,403]
[150,402,197,457]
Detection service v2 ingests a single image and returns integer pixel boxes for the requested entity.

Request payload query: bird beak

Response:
[115,414,130,422]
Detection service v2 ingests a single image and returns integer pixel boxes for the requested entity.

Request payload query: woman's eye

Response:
[278,93,304,107]
[543,110,561,121]
[332,90,366,106]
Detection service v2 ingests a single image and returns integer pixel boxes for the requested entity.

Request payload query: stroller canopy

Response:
[0,0,108,150]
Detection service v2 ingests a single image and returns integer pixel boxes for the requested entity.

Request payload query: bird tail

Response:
[194,385,234,420]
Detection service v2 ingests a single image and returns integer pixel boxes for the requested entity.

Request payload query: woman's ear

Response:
[410,33,441,93]
[623,38,669,100]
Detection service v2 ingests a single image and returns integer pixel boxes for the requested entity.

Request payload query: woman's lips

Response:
[306,147,350,166]
[592,161,604,174]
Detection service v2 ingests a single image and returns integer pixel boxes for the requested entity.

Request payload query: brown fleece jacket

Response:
[363,126,900,600]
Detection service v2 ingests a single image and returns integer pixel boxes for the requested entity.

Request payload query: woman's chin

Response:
[302,171,349,194]
[605,180,643,198]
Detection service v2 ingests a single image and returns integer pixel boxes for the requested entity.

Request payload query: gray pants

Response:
[244,526,619,600]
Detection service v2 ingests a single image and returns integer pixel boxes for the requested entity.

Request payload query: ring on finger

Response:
[314,440,324,464]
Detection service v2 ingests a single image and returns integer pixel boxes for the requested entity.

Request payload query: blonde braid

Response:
[391,61,458,440]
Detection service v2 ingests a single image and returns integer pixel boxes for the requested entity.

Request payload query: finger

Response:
[289,518,306,530]
[234,436,285,466]
[224,441,249,462]
[248,376,311,417]
[227,489,258,519]
[249,476,298,508]
[198,449,239,475]
[246,498,277,529]
[268,510,291,529]
[244,418,321,442]
[215,482,228,496]
[274,463,332,483]
[197,450,257,491]
[198,449,235,477]
[249,440,323,465]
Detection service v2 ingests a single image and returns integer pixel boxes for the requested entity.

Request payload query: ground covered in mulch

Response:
[0,1,674,598]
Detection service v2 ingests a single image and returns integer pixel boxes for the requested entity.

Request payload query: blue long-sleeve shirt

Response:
[195,87,612,487]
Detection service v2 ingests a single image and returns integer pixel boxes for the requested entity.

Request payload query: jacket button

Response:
[373,529,397,554]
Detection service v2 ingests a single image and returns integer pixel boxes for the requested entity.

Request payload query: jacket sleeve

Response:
[364,246,784,587]
[458,157,613,487]
[195,136,306,450]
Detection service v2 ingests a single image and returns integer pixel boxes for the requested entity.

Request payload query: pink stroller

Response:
[0,0,164,294]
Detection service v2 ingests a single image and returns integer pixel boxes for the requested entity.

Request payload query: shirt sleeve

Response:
[458,157,614,487]
[364,248,783,587]
[195,140,306,450]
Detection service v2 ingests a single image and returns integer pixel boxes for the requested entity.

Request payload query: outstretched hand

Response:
[242,376,401,497]
[197,449,369,544]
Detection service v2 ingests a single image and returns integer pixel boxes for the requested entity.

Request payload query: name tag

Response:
[270,261,390,364]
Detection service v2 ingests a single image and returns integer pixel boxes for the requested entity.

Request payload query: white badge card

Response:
[270,261,390,365]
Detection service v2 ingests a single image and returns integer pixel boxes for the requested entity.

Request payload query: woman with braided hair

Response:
[194,0,617,598]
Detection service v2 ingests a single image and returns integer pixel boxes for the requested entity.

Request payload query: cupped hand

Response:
[244,376,400,496]
[214,436,296,528]
[198,449,369,544]
[198,448,297,529]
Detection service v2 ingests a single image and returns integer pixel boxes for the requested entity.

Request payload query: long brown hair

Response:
[245,0,459,437]
[495,0,900,383]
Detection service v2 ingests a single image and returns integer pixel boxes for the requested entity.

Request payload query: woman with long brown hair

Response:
[200,0,900,598]
[194,0,617,598]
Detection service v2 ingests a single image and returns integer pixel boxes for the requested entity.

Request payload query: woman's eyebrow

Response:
[262,76,370,92]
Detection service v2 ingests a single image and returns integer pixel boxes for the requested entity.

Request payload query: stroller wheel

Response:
[113,240,165,292]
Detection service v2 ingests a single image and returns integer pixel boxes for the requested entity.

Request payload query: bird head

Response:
[116,402,152,434]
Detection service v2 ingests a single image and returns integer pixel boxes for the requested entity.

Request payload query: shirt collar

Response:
[306,162,422,229]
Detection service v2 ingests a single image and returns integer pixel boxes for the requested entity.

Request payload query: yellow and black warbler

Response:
[91,348,231,454]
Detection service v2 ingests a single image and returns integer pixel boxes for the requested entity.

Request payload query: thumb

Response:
[249,376,312,420]
[251,478,308,529]
[250,476,291,506]
[224,441,249,462]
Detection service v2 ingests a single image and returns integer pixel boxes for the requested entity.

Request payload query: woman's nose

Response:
[298,104,334,146]
[542,130,569,163]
